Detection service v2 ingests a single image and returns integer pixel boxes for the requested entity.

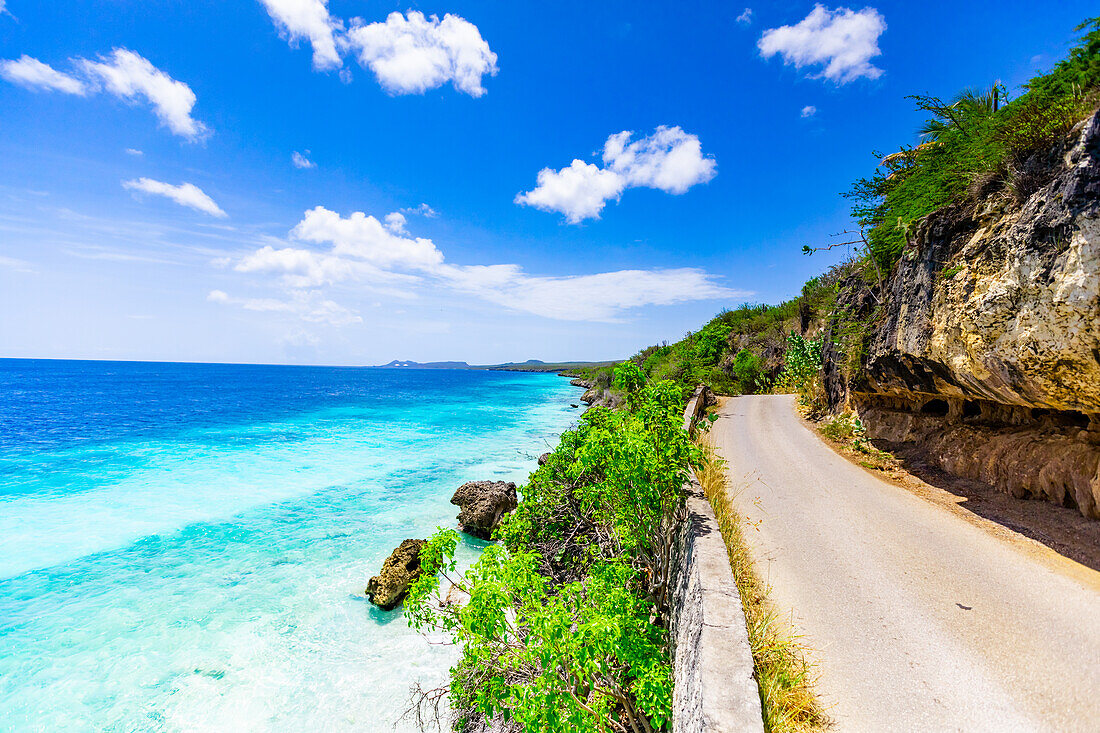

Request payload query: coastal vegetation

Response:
[407,364,699,732]
[816,412,898,473]
[847,16,1100,271]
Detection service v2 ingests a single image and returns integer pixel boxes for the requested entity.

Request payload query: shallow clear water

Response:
[0,359,582,730]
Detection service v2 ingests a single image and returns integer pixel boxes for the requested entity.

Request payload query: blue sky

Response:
[0,1,1093,365]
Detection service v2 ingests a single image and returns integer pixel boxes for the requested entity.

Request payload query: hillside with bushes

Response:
[585,17,1100,517]
[586,19,1098,395]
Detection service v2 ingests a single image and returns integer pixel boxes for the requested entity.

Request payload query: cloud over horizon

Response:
[208,288,360,326]
[758,4,886,84]
[515,126,716,223]
[218,206,745,324]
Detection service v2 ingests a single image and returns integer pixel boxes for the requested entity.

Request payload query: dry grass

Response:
[694,440,830,733]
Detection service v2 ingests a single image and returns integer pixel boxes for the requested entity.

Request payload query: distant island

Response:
[373,359,617,373]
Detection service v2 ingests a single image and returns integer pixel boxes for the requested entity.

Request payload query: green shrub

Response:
[819,412,865,443]
[731,349,765,395]
[407,366,701,732]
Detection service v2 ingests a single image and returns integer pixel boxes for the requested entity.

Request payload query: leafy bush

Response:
[730,349,765,394]
[407,365,701,732]
[817,412,896,470]
[772,333,827,417]
[819,412,866,443]
[632,296,824,397]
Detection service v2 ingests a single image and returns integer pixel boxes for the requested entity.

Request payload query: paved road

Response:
[711,395,1100,732]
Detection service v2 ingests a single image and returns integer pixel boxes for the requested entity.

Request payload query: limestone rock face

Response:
[450,481,518,539]
[537,452,551,466]
[366,538,427,610]
[825,111,1100,518]
[861,112,1100,410]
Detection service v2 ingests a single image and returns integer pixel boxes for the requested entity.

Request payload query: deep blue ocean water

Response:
[0,359,582,730]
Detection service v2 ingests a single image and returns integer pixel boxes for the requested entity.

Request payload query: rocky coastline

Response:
[366,380,589,611]
[568,376,622,409]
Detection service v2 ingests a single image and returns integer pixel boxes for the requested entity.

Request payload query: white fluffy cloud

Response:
[801,105,817,117]
[603,126,717,194]
[233,244,420,289]
[291,150,316,169]
[257,0,343,70]
[758,4,886,84]
[737,8,753,24]
[514,161,624,224]
[291,206,444,270]
[345,11,498,97]
[383,211,408,234]
[80,49,207,138]
[0,55,87,94]
[1,49,206,139]
[123,178,227,218]
[224,206,743,323]
[516,126,716,223]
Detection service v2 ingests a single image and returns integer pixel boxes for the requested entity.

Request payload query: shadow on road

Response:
[879,440,1100,574]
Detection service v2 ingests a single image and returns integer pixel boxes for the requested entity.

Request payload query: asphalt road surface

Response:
[711,395,1100,732]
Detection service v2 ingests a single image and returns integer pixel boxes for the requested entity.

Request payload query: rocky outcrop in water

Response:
[450,481,518,539]
[366,538,427,610]
[825,111,1100,518]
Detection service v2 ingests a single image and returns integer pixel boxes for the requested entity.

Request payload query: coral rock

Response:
[450,481,518,539]
[366,539,427,610]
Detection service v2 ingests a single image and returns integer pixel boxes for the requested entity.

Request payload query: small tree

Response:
[730,349,764,395]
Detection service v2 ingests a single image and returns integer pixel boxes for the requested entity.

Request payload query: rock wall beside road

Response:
[825,111,1100,518]
[670,387,763,732]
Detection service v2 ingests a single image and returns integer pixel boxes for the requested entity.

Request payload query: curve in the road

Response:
[711,395,1100,732]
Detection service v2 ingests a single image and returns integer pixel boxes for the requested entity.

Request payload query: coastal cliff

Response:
[823,111,1100,518]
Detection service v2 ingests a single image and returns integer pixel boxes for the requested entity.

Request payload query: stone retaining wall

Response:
[670,387,764,732]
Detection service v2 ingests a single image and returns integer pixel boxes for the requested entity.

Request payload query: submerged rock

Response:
[450,480,518,539]
[366,538,427,610]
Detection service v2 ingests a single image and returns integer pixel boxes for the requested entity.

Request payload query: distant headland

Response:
[372,359,617,373]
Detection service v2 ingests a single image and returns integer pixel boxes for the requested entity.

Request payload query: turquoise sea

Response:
[0,359,582,730]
